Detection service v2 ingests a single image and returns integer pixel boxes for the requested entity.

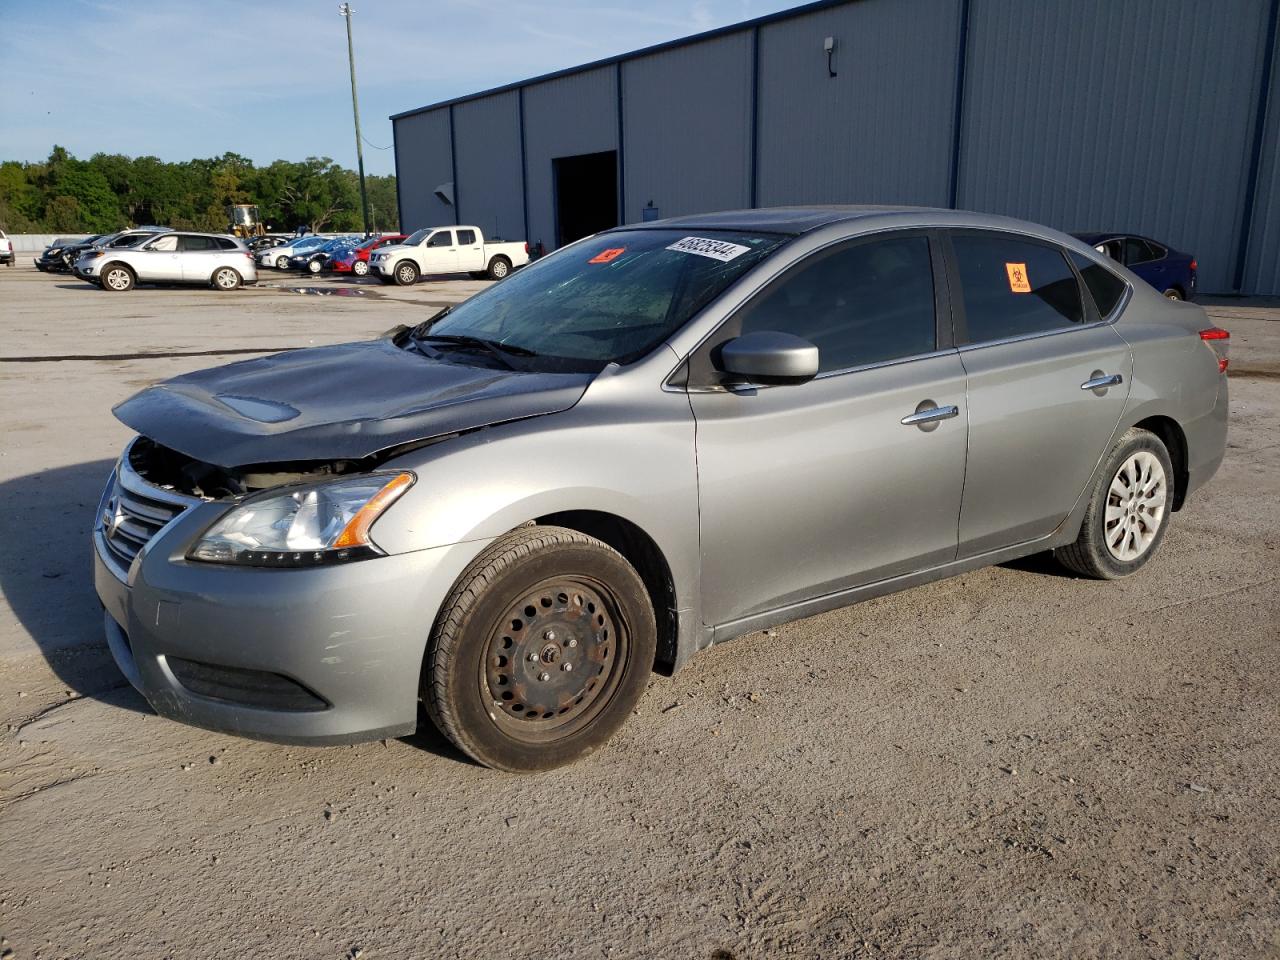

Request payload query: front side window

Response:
[421,228,784,371]
[952,233,1084,344]
[727,234,937,374]
[428,230,454,248]
[147,235,179,252]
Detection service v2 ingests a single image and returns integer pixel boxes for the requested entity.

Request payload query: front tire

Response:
[275,255,289,270]
[424,526,656,772]
[308,259,322,274]
[1056,427,1174,579]
[394,260,419,285]
[101,264,135,292]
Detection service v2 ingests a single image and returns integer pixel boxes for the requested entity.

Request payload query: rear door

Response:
[689,231,968,627]
[455,228,484,271]
[178,235,220,282]
[944,230,1132,556]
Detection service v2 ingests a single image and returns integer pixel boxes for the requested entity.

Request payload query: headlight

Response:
[189,472,413,566]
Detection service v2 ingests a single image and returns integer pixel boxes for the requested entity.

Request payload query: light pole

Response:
[339,2,372,236]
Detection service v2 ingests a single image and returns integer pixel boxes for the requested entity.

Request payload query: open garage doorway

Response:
[553,151,618,248]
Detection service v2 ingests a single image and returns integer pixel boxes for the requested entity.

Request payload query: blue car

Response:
[1073,233,1197,301]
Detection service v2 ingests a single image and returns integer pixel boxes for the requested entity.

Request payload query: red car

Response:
[331,234,407,276]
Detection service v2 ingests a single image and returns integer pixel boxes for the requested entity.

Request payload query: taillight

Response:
[524,242,529,254]
[1200,327,1229,373]
[1189,258,1197,273]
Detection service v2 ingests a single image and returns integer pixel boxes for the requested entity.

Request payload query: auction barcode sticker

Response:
[666,236,752,262]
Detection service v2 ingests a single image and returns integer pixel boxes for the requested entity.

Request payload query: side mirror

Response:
[720,331,819,384]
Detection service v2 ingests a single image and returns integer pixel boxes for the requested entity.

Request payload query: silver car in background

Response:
[93,207,1228,770]
[78,231,257,291]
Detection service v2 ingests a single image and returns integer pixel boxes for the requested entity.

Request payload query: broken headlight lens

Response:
[188,472,413,566]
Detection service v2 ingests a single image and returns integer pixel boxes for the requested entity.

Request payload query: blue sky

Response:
[0,0,798,176]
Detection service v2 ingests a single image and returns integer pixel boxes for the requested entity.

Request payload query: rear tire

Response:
[394,260,419,285]
[1162,287,1184,301]
[101,263,134,292]
[211,266,242,291]
[353,260,369,276]
[424,526,656,772]
[486,256,512,281]
[1055,427,1174,579]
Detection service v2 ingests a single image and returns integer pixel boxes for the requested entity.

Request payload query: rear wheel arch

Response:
[1132,415,1188,510]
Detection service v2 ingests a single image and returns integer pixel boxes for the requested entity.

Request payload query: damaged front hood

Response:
[113,339,593,467]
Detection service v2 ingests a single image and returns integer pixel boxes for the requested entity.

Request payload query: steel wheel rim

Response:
[1105,450,1167,561]
[276,256,288,269]
[215,269,236,289]
[480,577,627,743]
[105,268,129,290]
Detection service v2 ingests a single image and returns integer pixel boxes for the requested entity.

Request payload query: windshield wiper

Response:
[411,333,537,370]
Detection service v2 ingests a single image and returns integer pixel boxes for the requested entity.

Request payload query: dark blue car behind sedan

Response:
[1073,233,1197,301]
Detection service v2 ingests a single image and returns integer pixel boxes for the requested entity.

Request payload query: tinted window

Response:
[1070,251,1127,318]
[428,230,453,248]
[1123,237,1155,265]
[732,235,937,373]
[147,235,179,252]
[180,236,216,252]
[215,237,238,250]
[952,234,1084,343]
[457,229,477,245]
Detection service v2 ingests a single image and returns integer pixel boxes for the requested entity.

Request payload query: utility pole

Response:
[339,3,372,236]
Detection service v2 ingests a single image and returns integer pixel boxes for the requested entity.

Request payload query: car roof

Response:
[622,204,1073,238]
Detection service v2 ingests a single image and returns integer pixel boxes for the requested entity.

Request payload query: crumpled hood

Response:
[113,338,593,468]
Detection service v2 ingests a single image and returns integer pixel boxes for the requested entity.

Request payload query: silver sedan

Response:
[93,207,1228,770]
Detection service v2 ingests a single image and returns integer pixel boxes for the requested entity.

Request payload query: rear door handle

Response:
[1080,373,1123,391]
[900,404,959,427]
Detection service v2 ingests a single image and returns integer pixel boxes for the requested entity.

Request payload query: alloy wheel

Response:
[1104,451,1167,561]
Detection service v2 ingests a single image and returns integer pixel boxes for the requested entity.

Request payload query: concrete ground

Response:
[0,265,1276,959]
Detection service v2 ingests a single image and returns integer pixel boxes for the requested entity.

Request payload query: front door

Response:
[945,230,1133,556]
[421,229,459,274]
[137,234,183,281]
[688,232,968,627]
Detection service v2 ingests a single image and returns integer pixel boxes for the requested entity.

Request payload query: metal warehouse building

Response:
[392,0,1280,295]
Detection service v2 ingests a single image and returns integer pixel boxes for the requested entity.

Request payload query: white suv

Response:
[78,232,257,291]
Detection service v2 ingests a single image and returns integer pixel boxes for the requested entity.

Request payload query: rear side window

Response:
[1123,237,1156,265]
[180,236,216,252]
[951,234,1084,343]
[457,229,477,245]
[733,234,937,373]
[215,237,238,250]
[1070,251,1127,318]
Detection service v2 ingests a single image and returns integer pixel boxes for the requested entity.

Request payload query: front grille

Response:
[97,446,200,578]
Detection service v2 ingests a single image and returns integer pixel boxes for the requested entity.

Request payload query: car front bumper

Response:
[92,464,491,745]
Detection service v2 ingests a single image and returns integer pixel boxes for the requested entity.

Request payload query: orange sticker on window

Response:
[1006,262,1031,293]
[589,247,626,264]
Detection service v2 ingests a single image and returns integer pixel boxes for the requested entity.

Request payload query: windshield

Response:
[403,228,435,245]
[421,228,785,371]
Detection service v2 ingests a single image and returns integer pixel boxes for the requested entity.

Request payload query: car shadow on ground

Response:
[998,550,1077,578]
[0,458,474,762]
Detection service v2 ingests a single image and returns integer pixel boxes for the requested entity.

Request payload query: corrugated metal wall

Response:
[1244,16,1280,294]
[452,92,526,242]
[392,108,454,232]
[958,0,1271,294]
[521,67,618,251]
[621,32,754,223]
[393,0,1280,292]
[756,0,960,208]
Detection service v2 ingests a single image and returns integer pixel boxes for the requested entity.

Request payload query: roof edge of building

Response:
[389,0,858,122]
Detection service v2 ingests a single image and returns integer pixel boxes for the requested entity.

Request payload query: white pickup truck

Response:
[0,230,13,267]
[371,225,529,285]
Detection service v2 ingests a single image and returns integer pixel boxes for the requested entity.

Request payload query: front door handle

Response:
[900,404,959,427]
[1080,373,1123,391]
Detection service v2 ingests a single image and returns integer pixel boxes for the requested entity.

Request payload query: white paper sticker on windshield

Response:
[666,236,752,262]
